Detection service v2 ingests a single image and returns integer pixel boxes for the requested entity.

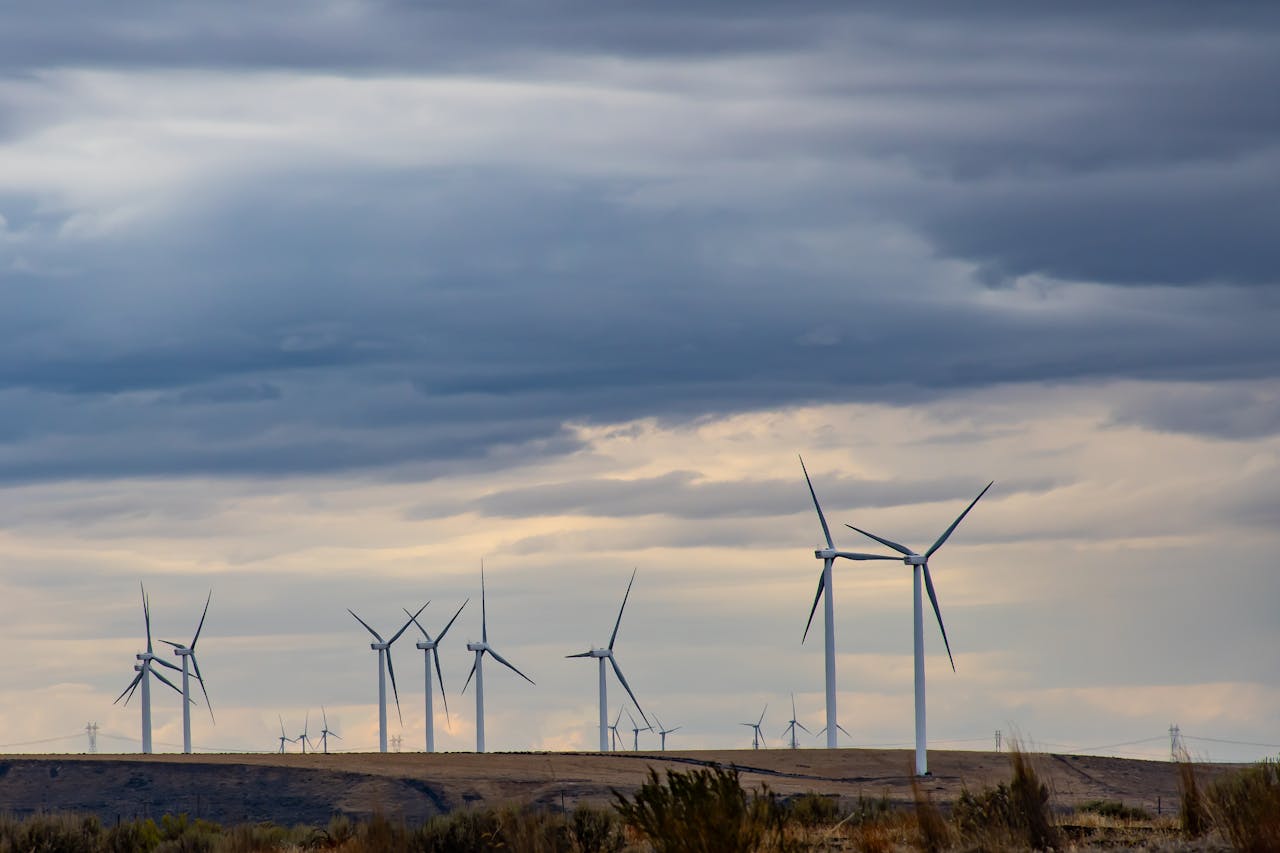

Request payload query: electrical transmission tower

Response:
[994,729,1002,752]
[1169,723,1182,760]
[86,722,99,754]
[390,735,402,753]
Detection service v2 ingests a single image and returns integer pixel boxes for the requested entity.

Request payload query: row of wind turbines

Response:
[114,458,992,776]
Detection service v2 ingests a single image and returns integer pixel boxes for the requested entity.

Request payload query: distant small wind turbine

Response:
[816,722,852,744]
[740,705,767,750]
[462,562,534,753]
[655,716,682,751]
[276,716,296,753]
[845,480,993,776]
[566,568,649,752]
[319,706,341,754]
[296,711,317,754]
[607,707,624,751]
[781,694,812,749]
[349,603,425,753]
[407,599,468,753]
[626,707,651,751]
[161,590,213,755]
[114,584,185,754]
[799,458,898,749]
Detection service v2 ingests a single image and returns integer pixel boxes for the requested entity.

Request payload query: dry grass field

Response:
[0,748,1226,826]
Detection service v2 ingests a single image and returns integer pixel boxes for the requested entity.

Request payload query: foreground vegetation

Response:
[1,752,1275,851]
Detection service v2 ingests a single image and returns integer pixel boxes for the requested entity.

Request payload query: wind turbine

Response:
[114,584,185,754]
[296,711,317,754]
[462,563,534,753]
[566,568,649,751]
[845,481,993,775]
[626,707,651,751]
[407,599,468,753]
[319,706,341,754]
[799,457,898,748]
[607,707,625,751]
[349,603,425,753]
[781,694,812,749]
[276,716,296,753]
[740,705,767,750]
[655,716,682,751]
[161,590,213,755]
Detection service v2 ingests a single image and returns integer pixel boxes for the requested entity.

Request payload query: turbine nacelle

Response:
[814,547,837,560]
[370,641,391,651]
[415,639,438,651]
[136,652,155,662]
[905,554,926,565]
[467,641,488,652]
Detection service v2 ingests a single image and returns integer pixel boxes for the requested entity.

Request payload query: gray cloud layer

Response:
[1,3,1278,482]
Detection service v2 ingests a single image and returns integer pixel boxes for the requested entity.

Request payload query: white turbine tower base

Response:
[462,562,535,753]
[799,457,898,748]
[567,568,649,752]
[846,481,993,775]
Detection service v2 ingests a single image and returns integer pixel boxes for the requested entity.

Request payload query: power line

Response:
[1184,734,1280,750]
[0,733,84,749]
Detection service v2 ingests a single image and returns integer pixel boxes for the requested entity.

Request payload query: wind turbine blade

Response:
[153,657,183,673]
[837,724,851,738]
[322,706,329,731]
[668,727,682,734]
[925,481,994,559]
[159,639,183,649]
[386,649,404,723]
[609,656,649,727]
[436,599,468,642]
[487,647,535,685]
[625,707,637,729]
[390,602,428,645]
[757,704,768,727]
[566,651,595,658]
[406,607,429,638]
[802,567,826,644]
[796,722,813,735]
[152,666,184,696]
[191,654,215,722]
[114,671,144,705]
[191,590,212,649]
[844,524,912,556]
[613,707,624,727]
[280,715,287,737]
[331,732,342,740]
[480,560,488,644]
[799,455,835,550]
[608,568,637,651]
[304,710,310,736]
[462,659,478,694]
[433,647,450,723]
[791,692,797,720]
[347,610,385,644]
[835,551,901,561]
[141,583,154,654]
[921,564,956,671]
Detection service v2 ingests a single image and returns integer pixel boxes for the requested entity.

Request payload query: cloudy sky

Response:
[0,2,1277,761]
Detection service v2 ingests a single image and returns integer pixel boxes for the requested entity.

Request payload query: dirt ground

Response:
[0,749,1236,826]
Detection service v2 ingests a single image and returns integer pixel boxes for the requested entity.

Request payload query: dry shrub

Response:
[612,765,798,853]
[952,742,1058,851]
[1208,758,1280,853]
[1008,745,1058,851]
[910,775,950,853]
[1177,757,1210,837]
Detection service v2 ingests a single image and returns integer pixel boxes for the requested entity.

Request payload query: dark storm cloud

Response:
[1,3,1278,481]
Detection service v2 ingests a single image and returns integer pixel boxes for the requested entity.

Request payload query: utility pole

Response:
[85,722,99,754]
[1169,723,1182,760]
[994,729,1002,752]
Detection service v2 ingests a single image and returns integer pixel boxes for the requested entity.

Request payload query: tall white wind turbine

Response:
[740,705,767,750]
[845,481,993,775]
[161,590,213,754]
[319,706,341,753]
[407,599,468,753]
[781,694,812,749]
[349,603,425,753]
[799,457,898,748]
[462,563,534,753]
[566,569,649,752]
[655,716,681,751]
[114,584,185,754]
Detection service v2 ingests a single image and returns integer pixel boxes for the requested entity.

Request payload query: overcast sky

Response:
[0,2,1277,761]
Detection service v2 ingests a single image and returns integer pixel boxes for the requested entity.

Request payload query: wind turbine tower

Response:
[567,568,649,751]
[161,590,213,754]
[799,458,898,748]
[846,481,993,775]
[319,707,341,754]
[349,604,424,753]
[407,599,468,753]
[462,563,535,753]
